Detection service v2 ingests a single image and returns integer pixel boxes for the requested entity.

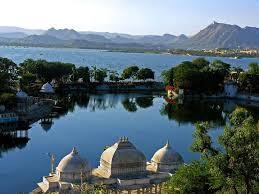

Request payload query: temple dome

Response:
[56,148,90,182]
[40,83,54,93]
[150,141,183,173]
[40,122,53,132]
[16,90,28,99]
[98,137,146,178]
[40,118,53,132]
[57,147,90,173]
[151,141,183,164]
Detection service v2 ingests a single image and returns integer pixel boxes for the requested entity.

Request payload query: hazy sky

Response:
[0,0,258,35]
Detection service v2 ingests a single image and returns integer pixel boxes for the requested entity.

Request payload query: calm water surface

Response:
[0,47,259,194]
[1,46,259,79]
[1,92,258,194]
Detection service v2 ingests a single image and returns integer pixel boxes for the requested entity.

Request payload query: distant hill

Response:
[14,35,65,46]
[0,26,44,35]
[0,22,259,50]
[0,32,27,39]
[184,22,259,49]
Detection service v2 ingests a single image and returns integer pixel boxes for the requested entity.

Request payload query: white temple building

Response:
[40,83,55,94]
[16,90,29,100]
[224,80,238,98]
[56,147,91,183]
[31,137,184,194]
[148,141,183,173]
[95,137,146,178]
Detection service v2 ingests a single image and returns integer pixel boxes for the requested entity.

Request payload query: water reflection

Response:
[160,98,226,127]
[0,123,30,157]
[1,93,258,159]
[54,93,155,113]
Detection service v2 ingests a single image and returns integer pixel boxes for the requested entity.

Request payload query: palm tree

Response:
[90,65,98,82]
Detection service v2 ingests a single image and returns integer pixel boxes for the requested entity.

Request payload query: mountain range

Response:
[0,22,258,50]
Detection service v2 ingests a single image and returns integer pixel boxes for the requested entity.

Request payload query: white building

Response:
[224,81,238,98]
[149,141,183,173]
[40,83,55,94]
[31,138,184,194]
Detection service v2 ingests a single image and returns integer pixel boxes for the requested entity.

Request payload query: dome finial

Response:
[71,147,78,155]
[165,140,171,148]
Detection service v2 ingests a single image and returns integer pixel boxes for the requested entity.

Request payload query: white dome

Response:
[56,147,90,173]
[101,138,146,165]
[16,90,28,99]
[40,83,54,94]
[98,137,146,178]
[151,141,183,165]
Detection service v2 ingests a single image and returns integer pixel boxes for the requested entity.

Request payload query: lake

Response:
[0,47,259,194]
[1,92,259,194]
[1,46,259,79]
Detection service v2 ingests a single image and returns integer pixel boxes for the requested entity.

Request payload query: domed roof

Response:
[151,141,183,164]
[16,90,28,99]
[56,147,90,173]
[40,122,53,132]
[40,82,54,93]
[101,137,146,166]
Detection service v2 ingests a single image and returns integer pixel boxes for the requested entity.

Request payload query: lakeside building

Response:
[31,137,183,194]
[40,83,55,94]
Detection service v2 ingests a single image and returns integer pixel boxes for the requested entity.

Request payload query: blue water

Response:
[0,47,258,194]
[0,93,229,194]
[0,46,259,79]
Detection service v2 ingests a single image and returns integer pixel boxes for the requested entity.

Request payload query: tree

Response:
[121,65,139,80]
[0,93,16,107]
[90,65,98,82]
[135,96,153,108]
[248,62,259,75]
[161,68,174,86]
[191,107,259,193]
[122,99,137,112]
[167,59,230,93]
[20,73,37,91]
[109,71,120,82]
[0,57,18,90]
[136,68,154,81]
[210,60,230,78]
[19,59,75,82]
[165,161,215,194]
[173,61,200,91]
[94,68,107,82]
[192,57,210,69]
[73,66,90,82]
[0,57,17,76]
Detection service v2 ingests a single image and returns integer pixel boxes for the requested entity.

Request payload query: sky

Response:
[0,0,258,35]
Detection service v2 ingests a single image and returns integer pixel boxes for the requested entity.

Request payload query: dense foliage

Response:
[121,65,139,80]
[0,57,17,92]
[162,58,230,94]
[136,68,154,80]
[166,107,259,194]
[19,59,75,82]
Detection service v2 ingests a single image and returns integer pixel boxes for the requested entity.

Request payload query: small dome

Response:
[99,137,146,178]
[56,147,90,174]
[40,122,53,132]
[151,141,183,165]
[16,90,28,99]
[40,83,54,94]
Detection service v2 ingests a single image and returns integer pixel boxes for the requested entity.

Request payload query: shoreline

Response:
[1,45,259,59]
